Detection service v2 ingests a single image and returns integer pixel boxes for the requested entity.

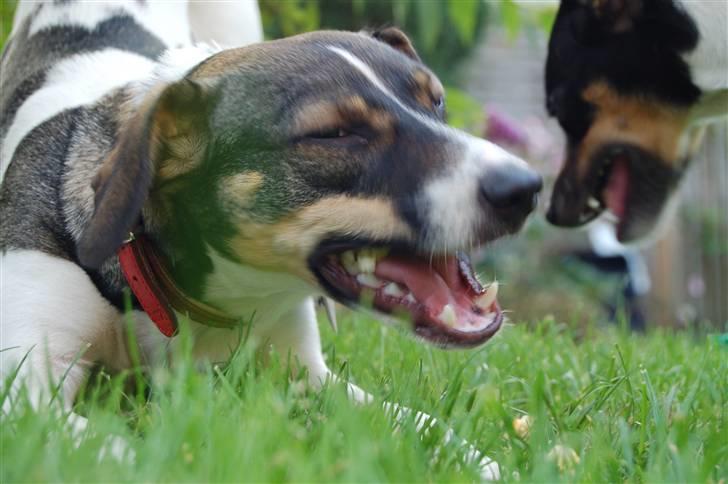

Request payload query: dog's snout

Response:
[480,164,543,215]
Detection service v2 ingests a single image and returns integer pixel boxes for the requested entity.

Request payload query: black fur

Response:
[546,0,701,143]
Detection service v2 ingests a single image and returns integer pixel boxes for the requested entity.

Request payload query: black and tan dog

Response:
[545,0,727,242]
[0,1,542,476]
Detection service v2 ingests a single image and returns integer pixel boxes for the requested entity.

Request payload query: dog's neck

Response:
[202,248,315,325]
[142,212,314,329]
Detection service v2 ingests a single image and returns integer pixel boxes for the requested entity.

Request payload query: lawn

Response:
[1,312,726,482]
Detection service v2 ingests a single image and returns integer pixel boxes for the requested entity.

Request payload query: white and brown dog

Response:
[0,1,543,477]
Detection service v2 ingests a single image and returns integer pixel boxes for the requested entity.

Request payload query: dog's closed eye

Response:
[299,126,369,146]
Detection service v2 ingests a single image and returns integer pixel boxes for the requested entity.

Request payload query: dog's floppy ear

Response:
[77,79,212,269]
[371,27,420,62]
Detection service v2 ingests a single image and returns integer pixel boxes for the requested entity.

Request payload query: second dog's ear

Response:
[371,27,420,62]
[76,79,213,269]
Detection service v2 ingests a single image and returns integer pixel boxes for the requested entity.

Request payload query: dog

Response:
[0,1,543,477]
[545,0,727,242]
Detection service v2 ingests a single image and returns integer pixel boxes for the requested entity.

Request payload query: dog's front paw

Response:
[66,412,135,463]
[462,443,501,481]
[97,434,135,463]
[443,427,500,481]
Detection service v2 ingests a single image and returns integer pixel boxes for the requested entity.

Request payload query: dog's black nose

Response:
[480,165,543,214]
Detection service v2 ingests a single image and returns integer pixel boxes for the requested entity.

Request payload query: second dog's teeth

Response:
[356,273,383,288]
[438,304,457,327]
[383,283,404,297]
[475,281,498,310]
[587,196,601,210]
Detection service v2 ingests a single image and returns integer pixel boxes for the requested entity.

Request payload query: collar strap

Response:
[118,233,240,337]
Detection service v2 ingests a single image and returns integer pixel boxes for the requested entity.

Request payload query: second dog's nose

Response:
[480,165,543,213]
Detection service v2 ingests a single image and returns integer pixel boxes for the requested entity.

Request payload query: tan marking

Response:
[293,101,344,137]
[219,171,264,213]
[293,96,394,139]
[189,46,264,79]
[577,81,690,178]
[150,83,210,181]
[227,196,413,282]
[157,134,207,179]
[412,69,444,112]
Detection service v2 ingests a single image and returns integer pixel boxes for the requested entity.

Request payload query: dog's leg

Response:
[0,250,130,458]
[266,298,500,480]
[264,298,371,403]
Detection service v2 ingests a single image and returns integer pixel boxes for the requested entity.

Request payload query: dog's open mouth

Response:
[575,143,680,241]
[310,241,503,348]
[576,145,635,238]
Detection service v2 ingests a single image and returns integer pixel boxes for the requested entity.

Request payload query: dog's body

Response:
[0,1,542,477]
[545,0,727,242]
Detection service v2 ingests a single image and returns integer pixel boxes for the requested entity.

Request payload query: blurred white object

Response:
[589,221,651,295]
[189,1,263,47]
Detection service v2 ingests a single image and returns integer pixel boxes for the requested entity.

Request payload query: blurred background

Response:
[1,0,725,331]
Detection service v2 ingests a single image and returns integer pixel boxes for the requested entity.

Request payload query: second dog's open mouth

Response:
[310,242,503,348]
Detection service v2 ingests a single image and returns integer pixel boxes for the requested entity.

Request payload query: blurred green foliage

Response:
[1,0,16,47]
[260,0,490,79]
[500,0,557,41]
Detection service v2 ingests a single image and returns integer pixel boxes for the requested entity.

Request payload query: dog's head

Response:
[77,30,542,347]
[545,0,703,242]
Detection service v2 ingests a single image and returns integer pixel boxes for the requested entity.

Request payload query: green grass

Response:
[2,314,726,482]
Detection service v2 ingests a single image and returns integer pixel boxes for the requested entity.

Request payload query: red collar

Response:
[117,233,240,337]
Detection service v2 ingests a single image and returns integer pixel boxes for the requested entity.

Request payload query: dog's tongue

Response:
[374,255,475,316]
[604,157,629,220]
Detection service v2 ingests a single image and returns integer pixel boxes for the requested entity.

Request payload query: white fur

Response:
[423,137,532,250]
[0,250,129,408]
[328,45,533,251]
[127,44,223,107]
[0,50,157,183]
[13,1,191,48]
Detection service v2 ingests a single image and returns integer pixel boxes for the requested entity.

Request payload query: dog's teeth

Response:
[365,248,389,258]
[317,296,338,333]
[438,304,457,327]
[341,251,358,274]
[404,293,416,304]
[356,273,383,288]
[475,281,498,310]
[587,196,601,210]
[383,282,404,297]
[357,255,376,274]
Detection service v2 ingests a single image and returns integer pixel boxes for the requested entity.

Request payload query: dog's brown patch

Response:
[293,96,394,141]
[577,81,690,178]
[189,47,266,79]
[157,134,207,180]
[227,196,412,280]
[412,69,444,112]
[219,171,264,214]
[371,27,420,61]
